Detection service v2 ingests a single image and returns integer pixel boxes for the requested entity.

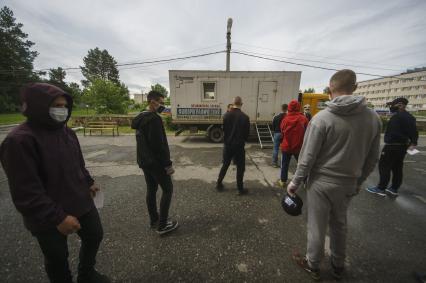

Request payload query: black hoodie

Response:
[131,111,172,169]
[0,83,95,233]
[384,110,418,146]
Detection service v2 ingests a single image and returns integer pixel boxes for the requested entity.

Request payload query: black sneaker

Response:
[331,261,344,281]
[293,252,320,281]
[216,182,224,191]
[150,220,159,230]
[157,220,179,235]
[77,270,111,283]
[237,189,249,195]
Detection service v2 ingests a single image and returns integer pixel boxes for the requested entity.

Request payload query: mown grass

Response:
[0,108,98,125]
[0,113,25,125]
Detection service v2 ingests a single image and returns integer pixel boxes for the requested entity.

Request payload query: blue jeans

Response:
[272,133,282,164]
[280,152,299,182]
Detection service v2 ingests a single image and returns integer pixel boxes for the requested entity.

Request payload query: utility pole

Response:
[226,18,233,72]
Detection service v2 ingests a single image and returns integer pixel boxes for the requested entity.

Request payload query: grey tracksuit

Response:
[292,95,381,269]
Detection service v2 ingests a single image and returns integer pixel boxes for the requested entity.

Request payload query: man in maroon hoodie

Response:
[278,99,309,187]
[0,83,109,283]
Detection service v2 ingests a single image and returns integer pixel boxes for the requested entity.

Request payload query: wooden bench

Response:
[83,121,119,136]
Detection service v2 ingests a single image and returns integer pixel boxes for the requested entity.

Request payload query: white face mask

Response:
[49,107,69,122]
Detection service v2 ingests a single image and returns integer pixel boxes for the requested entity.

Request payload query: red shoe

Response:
[293,252,321,281]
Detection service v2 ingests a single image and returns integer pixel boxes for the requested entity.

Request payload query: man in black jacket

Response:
[271,104,288,167]
[216,96,250,195]
[0,83,109,283]
[131,91,178,235]
[367,97,418,197]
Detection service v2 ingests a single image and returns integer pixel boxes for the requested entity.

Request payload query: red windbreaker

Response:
[280,100,309,153]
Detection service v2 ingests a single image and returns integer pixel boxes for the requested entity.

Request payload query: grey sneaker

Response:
[157,220,179,235]
[366,186,386,196]
[385,187,399,196]
[293,252,320,281]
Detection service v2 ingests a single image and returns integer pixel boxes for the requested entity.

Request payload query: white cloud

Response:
[4,0,426,93]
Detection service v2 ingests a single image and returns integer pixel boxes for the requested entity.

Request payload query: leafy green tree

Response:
[83,79,130,114]
[80,47,119,87]
[48,67,66,85]
[304,88,315,93]
[151,83,168,96]
[323,87,330,94]
[68,82,83,105]
[0,6,39,112]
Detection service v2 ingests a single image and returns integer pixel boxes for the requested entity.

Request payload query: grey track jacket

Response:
[292,95,382,187]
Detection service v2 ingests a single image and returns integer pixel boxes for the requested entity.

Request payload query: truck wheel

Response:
[208,127,224,143]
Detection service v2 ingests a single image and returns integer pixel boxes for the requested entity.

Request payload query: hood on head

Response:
[326,95,366,116]
[288,100,301,113]
[21,83,73,128]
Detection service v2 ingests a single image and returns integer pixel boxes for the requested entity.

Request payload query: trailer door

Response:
[257,81,277,121]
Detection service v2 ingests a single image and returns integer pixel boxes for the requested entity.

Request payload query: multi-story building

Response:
[354,68,426,111]
[130,93,148,104]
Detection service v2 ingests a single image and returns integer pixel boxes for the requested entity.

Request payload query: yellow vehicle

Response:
[298,93,330,116]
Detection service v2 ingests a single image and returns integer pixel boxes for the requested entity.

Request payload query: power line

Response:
[232,49,403,72]
[231,50,425,81]
[117,43,225,65]
[0,50,226,75]
[116,50,226,68]
[233,42,410,69]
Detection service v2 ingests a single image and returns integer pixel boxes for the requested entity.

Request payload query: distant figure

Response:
[366,97,418,197]
[216,96,250,195]
[287,69,381,281]
[278,100,308,187]
[227,103,233,112]
[303,104,312,121]
[131,90,179,235]
[271,104,288,167]
[0,83,110,283]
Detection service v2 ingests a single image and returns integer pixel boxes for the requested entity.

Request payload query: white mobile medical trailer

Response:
[169,70,301,145]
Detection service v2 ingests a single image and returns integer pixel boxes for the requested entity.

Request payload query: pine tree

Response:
[80,47,120,87]
[0,6,39,112]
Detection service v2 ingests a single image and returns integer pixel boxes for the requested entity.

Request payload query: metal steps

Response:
[255,123,273,149]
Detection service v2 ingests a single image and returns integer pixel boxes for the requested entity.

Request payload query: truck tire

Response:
[208,126,224,143]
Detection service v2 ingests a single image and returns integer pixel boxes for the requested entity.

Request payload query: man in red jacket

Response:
[0,83,109,283]
[278,99,309,187]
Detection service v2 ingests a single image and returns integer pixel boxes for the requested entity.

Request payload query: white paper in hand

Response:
[407,148,420,155]
[93,190,104,209]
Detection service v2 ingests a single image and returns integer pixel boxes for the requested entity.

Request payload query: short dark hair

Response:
[147,90,164,102]
[282,104,288,111]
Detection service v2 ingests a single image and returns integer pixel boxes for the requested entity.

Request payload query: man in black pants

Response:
[271,104,288,167]
[0,83,109,283]
[216,96,250,195]
[131,90,178,235]
[367,97,418,197]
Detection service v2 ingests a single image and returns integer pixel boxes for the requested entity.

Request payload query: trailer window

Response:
[203,82,216,100]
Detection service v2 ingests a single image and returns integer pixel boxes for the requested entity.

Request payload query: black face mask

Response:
[389,105,399,113]
[157,105,165,113]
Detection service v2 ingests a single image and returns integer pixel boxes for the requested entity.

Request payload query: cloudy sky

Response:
[4,0,426,93]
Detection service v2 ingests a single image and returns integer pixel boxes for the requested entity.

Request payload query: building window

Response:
[202,82,216,100]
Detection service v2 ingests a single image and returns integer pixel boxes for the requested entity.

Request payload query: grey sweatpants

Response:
[306,177,357,270]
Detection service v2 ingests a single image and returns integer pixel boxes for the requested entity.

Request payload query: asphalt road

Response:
[0,131,425,283]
